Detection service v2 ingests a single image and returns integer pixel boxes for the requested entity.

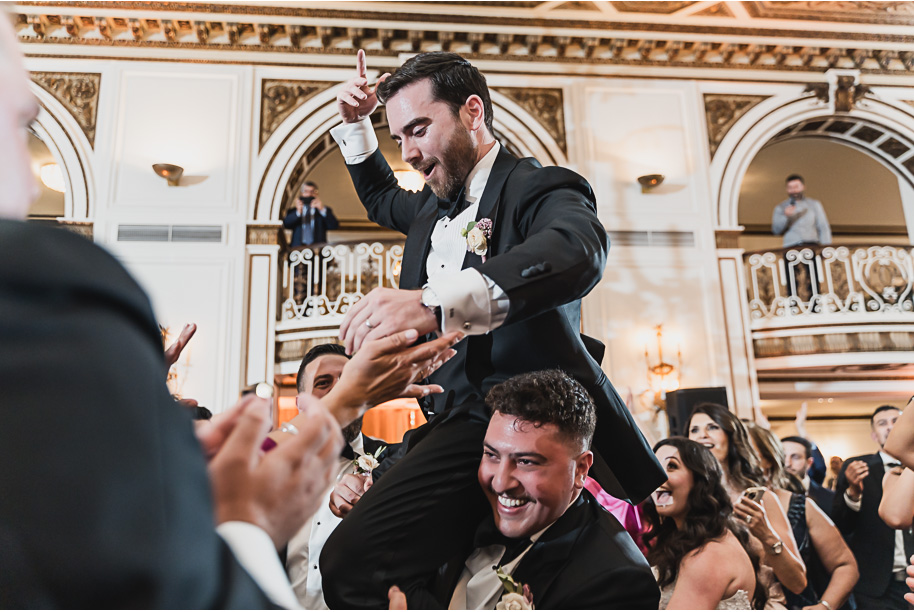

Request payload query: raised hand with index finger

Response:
[337,49,391,124]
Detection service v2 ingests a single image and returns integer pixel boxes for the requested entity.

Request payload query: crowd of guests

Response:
[6,10,914,609]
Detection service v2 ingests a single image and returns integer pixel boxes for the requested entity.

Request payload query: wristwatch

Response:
[769,540,784,555]
[420,286,442,329]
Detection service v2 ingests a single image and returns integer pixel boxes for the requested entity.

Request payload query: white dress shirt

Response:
[448,525,547,610]
[217,522,301,609]
[286,434,367,609]
[843,450,907,573]
[330,118,509,334]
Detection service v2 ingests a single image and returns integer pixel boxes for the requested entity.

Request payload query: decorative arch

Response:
[252,83,569,223]
[29,82,95,221]
[713,90,914,231]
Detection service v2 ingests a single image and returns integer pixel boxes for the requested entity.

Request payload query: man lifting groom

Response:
[320,49,664,608]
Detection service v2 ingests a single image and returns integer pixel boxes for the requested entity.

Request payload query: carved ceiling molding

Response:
[745,1,914,25]
[611,1,695,14]
[13,6,914,76]
[494,87,566,154]
[261,80,335,150]
[696,3,735,18]
[29,71,100,146]
[704,94,770,160]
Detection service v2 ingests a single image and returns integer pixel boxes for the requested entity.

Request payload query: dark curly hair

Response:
[485,369,595,453]
[687,403,765,493]
[645,437,767,609]
[376,51,494,133]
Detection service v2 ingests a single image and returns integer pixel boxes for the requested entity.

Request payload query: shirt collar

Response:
[880,450,900,465]
[801,474,811,491]
[349,433,365,456]
[464,142,501,205]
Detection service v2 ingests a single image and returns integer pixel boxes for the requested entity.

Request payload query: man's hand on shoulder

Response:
[337,49,391,124]
[340,287,440,355]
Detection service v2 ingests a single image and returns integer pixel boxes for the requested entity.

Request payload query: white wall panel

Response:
[110,68,243,214]
[117,253,238,414]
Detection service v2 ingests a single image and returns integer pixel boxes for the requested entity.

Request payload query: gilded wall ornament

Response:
[57,220,93,240]
[494,87,566,154]
[703,94,769,159]
[260,80,335,150]
[246,224,283,245]
[30,72,101,147]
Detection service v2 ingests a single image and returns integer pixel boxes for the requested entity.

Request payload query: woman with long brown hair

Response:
[687,403,807,601]
[746,423,859,610]
[647,437,766,609]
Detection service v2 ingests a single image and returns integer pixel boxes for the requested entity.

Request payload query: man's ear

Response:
[295,392,307,413]
[462,94,486,132]
[805,457,815,473]
[575,450,594,489]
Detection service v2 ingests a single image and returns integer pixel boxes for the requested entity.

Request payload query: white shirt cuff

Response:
[330,117,378,164]
[844,490,862,512]
[426,269,509,335]
[216,521,302,609]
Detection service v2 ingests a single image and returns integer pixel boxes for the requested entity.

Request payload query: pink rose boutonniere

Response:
[461,217,493,263]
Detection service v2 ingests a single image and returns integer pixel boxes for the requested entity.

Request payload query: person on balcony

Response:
[283,181,339,247]
[772,174,832,248]
[320,49,664,608]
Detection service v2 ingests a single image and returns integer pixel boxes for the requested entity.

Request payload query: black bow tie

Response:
[437,186,468,221]
[473,519,532,566]
[340,444,355,461]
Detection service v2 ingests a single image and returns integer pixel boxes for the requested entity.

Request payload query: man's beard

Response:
[422,125,477,201]
[341,416,364,444]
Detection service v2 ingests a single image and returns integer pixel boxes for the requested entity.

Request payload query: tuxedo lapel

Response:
[511,494,590,606]
[460,146,519,271]
[399,193,439,290]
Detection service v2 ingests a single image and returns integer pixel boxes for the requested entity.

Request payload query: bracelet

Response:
[818,600,832,610]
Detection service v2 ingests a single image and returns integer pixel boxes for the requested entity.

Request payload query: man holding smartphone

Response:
[283,181,340,247]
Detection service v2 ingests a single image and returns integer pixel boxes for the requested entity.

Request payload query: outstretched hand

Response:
[340,287,440,355]
[164,323,196,370]
[337,49,391,124]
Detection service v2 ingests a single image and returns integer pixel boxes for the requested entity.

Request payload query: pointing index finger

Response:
[356,49,367,79]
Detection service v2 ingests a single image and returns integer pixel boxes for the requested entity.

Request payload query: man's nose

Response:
[401,140,421,166]
[491,463,518,493]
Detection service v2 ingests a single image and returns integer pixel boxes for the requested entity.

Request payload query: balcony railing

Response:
[279,240,404,329]
[745,244,914,328]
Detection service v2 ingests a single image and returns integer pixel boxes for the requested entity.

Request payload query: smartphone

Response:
[742,486,766,502]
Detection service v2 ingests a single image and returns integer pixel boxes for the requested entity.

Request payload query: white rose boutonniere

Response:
[352,445,386,475]
[460,217,493,263]
[495,566,534,610]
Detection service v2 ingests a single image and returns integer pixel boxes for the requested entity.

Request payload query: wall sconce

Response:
[39,162,66,193]
[152,163,184,187]
[645,324,681,404]
[394,169,425,193]
[637,174,665,193]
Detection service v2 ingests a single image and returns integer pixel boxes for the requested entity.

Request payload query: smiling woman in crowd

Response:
[687,403,807,603]
[646,437,765,609]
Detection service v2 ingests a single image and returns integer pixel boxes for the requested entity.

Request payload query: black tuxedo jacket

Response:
[346,146,664,503]
[831,453,914,598]
[808,478,835,515]
[0,220,274,608]
[283,204,339,245]
[434,491,659,609]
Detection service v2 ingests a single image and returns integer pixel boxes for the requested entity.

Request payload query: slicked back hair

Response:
[485,369,595,454]
[296,343,348,393]
[377,51,494,133]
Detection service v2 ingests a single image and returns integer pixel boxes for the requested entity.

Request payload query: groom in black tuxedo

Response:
[321,50,664,608]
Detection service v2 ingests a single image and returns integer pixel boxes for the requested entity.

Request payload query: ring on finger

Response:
[745,514,753,524]
[365,320,375,329]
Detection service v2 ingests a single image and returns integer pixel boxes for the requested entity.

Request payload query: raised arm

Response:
[883,398,914,466]
[879,466,914,529]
